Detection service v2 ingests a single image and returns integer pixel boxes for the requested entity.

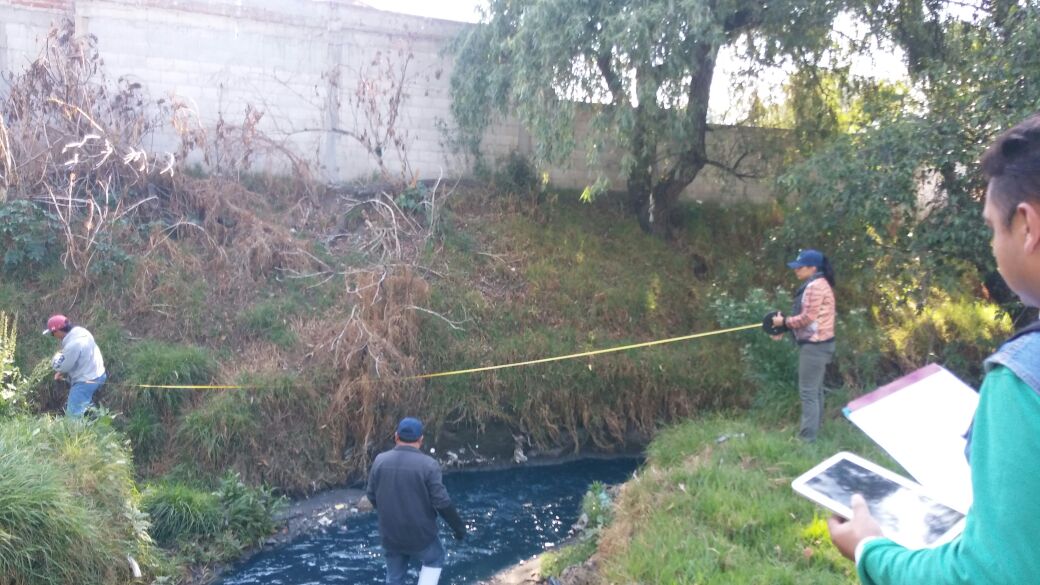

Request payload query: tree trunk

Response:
[627,106,654,218]
[633,42,718,236]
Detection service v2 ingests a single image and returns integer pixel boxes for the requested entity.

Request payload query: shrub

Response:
[711,288,799,418]
[216,472,285,546]
[141,482,222,546]
[140,473,282,561]
[885,293,1011,385]
[0,200,58,273]
[582,481,614,533]
[493,151,541,198]
[832,308,887,389]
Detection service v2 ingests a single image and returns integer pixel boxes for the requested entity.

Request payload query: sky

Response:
[363,0,484,23]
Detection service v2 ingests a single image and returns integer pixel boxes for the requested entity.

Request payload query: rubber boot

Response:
[417,566,442,585]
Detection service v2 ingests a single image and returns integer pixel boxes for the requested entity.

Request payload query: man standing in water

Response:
[367,417,466,585]
[44,314,107,417]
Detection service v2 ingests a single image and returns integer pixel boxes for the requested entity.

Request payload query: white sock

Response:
[417,566,442,585]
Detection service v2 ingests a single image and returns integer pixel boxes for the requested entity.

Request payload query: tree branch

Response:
[704,152,761,180]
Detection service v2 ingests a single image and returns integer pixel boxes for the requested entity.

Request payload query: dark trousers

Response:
[798,341,835,442]
[384,538,444,585]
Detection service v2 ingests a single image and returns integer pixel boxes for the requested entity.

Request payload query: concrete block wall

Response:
[0,0,779,201]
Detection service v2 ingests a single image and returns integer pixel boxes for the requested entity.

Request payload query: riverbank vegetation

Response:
[2,3,1036,581]
[0,316,286,583]
[543,415,887,584]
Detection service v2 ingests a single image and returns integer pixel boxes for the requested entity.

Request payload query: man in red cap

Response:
[44,314,107,417]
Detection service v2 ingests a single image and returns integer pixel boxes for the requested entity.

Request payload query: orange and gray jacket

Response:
[786,275,835,344]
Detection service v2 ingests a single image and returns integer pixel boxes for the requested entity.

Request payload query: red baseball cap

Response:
[43,314,70,335]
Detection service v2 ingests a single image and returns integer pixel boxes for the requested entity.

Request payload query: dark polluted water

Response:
[217,457,641,585]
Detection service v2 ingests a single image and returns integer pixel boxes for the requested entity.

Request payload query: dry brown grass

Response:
[321,267,430,472]
[0,22,461,494]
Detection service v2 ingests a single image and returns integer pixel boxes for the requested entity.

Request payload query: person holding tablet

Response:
[828,114,1040,582]
[770,249,837,443]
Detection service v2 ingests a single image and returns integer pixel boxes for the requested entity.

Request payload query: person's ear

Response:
[1020,202,1040,253]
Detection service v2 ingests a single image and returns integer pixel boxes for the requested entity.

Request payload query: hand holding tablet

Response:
[792,452,965,550]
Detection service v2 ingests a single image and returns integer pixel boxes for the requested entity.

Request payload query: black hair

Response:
[981,113,1040,226]
[818,255,836,288]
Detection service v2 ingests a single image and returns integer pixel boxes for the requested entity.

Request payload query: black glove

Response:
[762,310,789,335]
[437,504,466,541]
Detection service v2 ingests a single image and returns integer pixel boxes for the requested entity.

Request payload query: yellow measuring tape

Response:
[406,323,760,380]
[134,385,252,390]
[131,323,760,389]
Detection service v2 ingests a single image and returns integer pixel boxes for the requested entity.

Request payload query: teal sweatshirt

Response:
[857,366,1040,584]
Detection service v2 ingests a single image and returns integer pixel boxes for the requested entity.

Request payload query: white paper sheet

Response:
[845,364,978,513]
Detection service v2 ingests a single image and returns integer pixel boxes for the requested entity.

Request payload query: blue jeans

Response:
[66,372,107,417]
[384,538,444,585]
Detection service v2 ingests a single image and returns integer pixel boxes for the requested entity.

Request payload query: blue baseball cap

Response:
[396,417,423,441]
[787,249,824,269]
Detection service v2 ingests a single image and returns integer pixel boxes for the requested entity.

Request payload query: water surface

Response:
[218,458,640,585]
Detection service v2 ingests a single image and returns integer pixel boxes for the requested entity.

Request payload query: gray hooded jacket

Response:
[51,326,106,383]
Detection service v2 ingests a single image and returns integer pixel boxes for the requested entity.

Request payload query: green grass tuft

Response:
[175,392,259,469]
[0,415,157,585]
[123,340,218,417]
[237,300,298,348]
[141,482,223,546]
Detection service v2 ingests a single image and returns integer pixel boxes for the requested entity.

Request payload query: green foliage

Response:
[781,4,1040,315]
[395,182,431,215]
[711,288,799,416]
[0,414,158,585]
[492,151,542,198]
[747,68,909,158]
[124,340,218,417]
[175,392,259,469]
[831,308,885,390]
[884,293,1011,385]
[141,482,223,546]
[541,537,598,578]
[451,0,844,228]
[0,200,58,272]
[0,312,24,415]
[581,481,614,533]
[238,301,298,348]
[122,407,166,466]
[541,481,615,578]
[0,312,51,417]
[141,472,283,560]
[216,472,285,546]
[422,197,768,446]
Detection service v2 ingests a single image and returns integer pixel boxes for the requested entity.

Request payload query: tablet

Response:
[792,452,966,549]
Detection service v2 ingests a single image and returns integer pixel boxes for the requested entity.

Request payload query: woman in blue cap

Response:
[771,249,836,442]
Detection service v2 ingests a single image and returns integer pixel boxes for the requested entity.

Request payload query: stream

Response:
[217,457,641,585]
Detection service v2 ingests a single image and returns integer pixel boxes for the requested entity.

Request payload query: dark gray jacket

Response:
[366,445,463,553]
